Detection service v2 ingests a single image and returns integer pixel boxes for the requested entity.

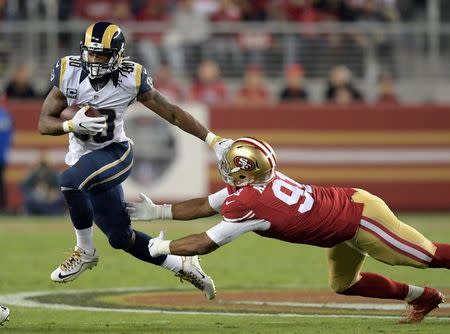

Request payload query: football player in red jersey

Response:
[126,137,450,323]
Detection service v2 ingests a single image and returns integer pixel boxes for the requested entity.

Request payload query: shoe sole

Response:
[205,275,216,300]
[52,260,98,283]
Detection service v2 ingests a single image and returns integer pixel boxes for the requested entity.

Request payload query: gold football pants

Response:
[327,189,436,293]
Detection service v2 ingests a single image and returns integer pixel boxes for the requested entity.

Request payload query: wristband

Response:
[156,204,173,220]
[205,132,217,148]
[62,120,73,133]
[157,240,172,255]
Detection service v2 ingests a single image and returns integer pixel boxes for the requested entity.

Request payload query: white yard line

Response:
[225,300,450,311]
[0,289,448,321]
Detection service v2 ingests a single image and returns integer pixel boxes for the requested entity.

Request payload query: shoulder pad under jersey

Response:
[120,61,153,96]
[50,56,81,91]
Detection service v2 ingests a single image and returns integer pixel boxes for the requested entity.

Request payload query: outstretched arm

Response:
[138,90,209,141]
[148,219,271,257]
[172,198,217,220]
[126,188,230,221]
[126,194,217,221]
[137,90,233,158]
[168,232,219,255]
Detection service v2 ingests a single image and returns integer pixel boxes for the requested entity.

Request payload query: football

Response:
[0,305,9,325]
[59,104,102,121]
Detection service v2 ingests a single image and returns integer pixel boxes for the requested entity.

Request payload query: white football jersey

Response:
[50,55,153,165]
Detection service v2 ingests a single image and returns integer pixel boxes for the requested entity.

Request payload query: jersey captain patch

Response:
[66,88,78,99]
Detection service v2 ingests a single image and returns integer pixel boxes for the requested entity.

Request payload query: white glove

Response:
[125,193,172,221]
[206,133,234,160]
[65,105,107,135]
[213,138,234,160]
[148,230,171,257]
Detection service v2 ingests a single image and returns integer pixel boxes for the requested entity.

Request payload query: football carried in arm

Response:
[60,104,102,121]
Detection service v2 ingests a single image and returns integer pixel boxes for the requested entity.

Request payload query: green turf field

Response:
[0,213,449,333]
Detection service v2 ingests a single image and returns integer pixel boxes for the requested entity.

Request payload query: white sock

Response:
[75,227,94,255]
[160,255,183,273]
[405,285,425,302]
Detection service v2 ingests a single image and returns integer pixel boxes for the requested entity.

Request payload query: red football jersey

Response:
[221,171,364,247]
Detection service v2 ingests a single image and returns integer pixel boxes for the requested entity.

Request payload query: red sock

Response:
[339,272,409,300]
[429,242,450,269]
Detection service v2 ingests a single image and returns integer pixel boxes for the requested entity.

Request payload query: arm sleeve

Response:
[207,187,230,212]
[221,198,256,222]
[50,59,61,88]
[50,57,68,92]
[206,219,271,246]
[137,65,153,96]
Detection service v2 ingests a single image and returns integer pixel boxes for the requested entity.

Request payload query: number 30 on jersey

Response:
[272,173,314,213]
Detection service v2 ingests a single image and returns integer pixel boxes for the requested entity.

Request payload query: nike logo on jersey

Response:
[225,200,236,205]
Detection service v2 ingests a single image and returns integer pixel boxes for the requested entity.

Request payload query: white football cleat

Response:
[50,246,99,283]
[175,256,216,300]
[0,305,10,325]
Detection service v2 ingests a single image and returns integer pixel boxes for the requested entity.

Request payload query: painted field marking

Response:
[0,288,449,321]
[225,300,450,311]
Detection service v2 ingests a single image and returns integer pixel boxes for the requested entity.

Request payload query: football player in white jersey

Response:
[38,22,229,300]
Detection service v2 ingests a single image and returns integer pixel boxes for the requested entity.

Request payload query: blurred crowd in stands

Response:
[0,0,436,23]
[167,59,398,104]
[20,154,65,216]
[0,0,436,104]
[5,60,398,105]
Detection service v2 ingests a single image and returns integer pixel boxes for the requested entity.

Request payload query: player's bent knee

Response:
[330,283,352,294]
[60,169,81,190]
[329,278,354,294]
[108,231,133,250]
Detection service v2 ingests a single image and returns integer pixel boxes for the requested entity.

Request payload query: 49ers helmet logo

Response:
[234,156,256,171]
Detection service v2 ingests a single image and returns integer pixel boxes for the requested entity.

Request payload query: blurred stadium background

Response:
[0,0,449,214]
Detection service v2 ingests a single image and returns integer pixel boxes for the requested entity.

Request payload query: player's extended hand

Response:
[148,230,170,257]
[71,105,107,135]
[125,193,172,221]
[126,193,158,221]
